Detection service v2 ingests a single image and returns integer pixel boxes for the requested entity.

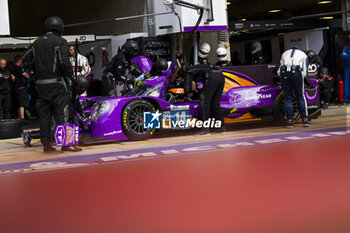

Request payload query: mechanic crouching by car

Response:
[183,64,226,135]
[318,67,334,109]
[278,46,310,129]
[101,40,140,97]
[22,16,80,153]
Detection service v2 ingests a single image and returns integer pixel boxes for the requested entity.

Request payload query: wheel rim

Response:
[278,93,299,120]
[127,104,153,135]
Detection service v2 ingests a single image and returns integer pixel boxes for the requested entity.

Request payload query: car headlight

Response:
[98,101,111,115]
[92,101,111,122]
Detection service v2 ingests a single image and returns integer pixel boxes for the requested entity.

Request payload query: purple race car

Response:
[79,56,320,141]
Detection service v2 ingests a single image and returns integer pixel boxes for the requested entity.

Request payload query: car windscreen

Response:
[127,85,160,97]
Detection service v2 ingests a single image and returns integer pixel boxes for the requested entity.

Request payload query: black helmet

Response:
[319,67,329,76]
[306,50,317,63]
[45,16,64,35]
[123,40,139,57]
[75,75,89,95]
[151,58,168,75]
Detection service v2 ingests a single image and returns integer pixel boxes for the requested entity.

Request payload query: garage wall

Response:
[8,0,146,36]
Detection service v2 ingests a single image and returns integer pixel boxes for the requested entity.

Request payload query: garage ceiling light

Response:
[320,16,334,19]
[317,1,333,4]
[268,9,281,13]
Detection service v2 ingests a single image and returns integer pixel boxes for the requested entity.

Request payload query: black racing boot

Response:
[22,132,32,147]
[302,118,310,127]
[61,146,82,152]
[43,144,57,153]
[287,119,293,129]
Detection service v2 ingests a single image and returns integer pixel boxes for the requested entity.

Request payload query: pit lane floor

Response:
[0,106,349,233]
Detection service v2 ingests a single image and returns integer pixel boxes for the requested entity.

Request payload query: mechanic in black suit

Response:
[101,40,141,97]
[183,64,226,135]
[22,16,79,153]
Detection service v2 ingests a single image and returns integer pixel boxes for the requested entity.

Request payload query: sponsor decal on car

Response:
[245,94,272,101]
[103,130,123,136]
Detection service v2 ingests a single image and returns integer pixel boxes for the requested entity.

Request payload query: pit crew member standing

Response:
[12,55,30,120]
[215,47,232,67]
[0,58,13,119]
[198,43,211,65]
[341,40,350,104]
[22,16,77,153]
[22,75,90,148]
[278,46,310,129]
[250,41,266,64]
[69,45,91,78]
[101,40,140,97]
[184,64,226,135]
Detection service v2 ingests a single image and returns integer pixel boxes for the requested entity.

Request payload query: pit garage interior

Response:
[1,1,350,233]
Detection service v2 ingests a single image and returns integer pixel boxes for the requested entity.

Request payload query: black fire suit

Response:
[184,64,225,124]
[0,68,11,119]
[251,51,266,64]
[215,61,232,67]
[101,52,141,97]
[319,75,334,105]
[198,57,210,65]
[23,31,72,145]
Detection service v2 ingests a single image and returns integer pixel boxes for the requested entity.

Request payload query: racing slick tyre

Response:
[121,99,157,140]
[0,119,24,139]
[273,91,300,123]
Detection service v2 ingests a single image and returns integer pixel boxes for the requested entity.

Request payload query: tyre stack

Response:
[0,119,24,139]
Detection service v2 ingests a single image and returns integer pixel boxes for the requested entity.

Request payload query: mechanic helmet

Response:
[306,50,317,64]
[319,67,329,76]
[151,58,169,75]
[216,47,227,61]
[75,75,90,95]
[198,43,211,59]
[250,41,262,54]
[123,40,139,57]
[45,16,64,35]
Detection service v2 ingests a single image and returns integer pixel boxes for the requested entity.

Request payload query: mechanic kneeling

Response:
[183,64,226,135]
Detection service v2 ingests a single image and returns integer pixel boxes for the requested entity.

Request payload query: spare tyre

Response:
[0,119,24,139]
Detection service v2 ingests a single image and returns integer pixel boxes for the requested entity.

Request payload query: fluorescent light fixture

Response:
[268,9,281,13]
[318,1,333,3]
[227,2,231,5]
[320,16,334,19]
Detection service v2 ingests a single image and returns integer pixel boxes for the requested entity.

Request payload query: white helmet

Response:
[198,42,211,59]
[251,41,262,54]
[216,47,227,61]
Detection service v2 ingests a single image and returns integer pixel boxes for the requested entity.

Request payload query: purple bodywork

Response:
[80,56,320,141]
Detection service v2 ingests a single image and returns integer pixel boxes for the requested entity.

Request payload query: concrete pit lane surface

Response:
[0,105,350,233]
